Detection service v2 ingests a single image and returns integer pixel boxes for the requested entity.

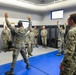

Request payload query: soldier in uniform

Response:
[4,12,31,75]
[25,28,35,57]
[60,13,76,75]
[56,21,66,56]
[41,26,48,48]
[1,25,11,52]
[33,26,39,47]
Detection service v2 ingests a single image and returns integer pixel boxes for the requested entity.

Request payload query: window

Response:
[51,10,63,19]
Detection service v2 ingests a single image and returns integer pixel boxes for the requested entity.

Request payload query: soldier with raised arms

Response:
[4,12,31,75]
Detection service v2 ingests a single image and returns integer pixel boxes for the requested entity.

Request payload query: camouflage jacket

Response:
[5,18,30,45]
[61,26,76,66]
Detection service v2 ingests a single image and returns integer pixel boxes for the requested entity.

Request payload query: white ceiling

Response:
[18,0,65,4]
[0,0,76,13]
[18,0,55,4]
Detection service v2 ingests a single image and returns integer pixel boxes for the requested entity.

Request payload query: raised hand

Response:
[4,12,8,19]
[65,23,67,25]
[27,15,31,21]
[57,20,59,25]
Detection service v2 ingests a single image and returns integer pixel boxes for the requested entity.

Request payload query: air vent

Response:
[54,0,62,2]
[38,0,45,2]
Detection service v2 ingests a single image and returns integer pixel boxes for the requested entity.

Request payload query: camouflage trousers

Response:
[58,39,65,53]
[3,40,9,51]
[60,55,76,75]
[41,36,47,46]
[34,37,38,45]
[11,43,29,69]
[27,42,33,56]
[60,63,76,75]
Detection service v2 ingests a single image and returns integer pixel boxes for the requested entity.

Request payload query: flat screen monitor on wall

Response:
[20,21,29,28]
[51,10,63,19]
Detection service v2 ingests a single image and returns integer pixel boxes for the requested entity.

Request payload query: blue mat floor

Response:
[0,51,64,75]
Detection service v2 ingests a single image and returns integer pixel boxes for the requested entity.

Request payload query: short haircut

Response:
[18,21,23,27]
[70,13,76,24]
[60,25,65,29]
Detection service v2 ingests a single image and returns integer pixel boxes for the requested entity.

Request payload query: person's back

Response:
[4,12,31,75]
[15,27,26,45]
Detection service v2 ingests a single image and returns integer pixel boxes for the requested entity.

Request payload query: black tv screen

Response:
[51,10,63,19]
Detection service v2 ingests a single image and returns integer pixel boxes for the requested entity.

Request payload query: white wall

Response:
[0,7,43,49]
[0,7,42,25]
[41,7,76,25]
[0,6,76,49]
[0,6,76,26]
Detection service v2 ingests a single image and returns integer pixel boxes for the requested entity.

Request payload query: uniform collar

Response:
[70,25,76,29]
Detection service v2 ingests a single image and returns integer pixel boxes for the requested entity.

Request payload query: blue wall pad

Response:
[0,51,64,75]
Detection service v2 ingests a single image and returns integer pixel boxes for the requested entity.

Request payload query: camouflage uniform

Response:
[1,28,11,51]
[5,18,31,74]
[60,26,76,75]
[41,28,48,47]
[33,28,39,47]
[25,31,35,57]
[10,27,16,46]
[57,24,66,55]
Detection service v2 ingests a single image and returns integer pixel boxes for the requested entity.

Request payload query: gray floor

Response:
[0,46,57,65]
